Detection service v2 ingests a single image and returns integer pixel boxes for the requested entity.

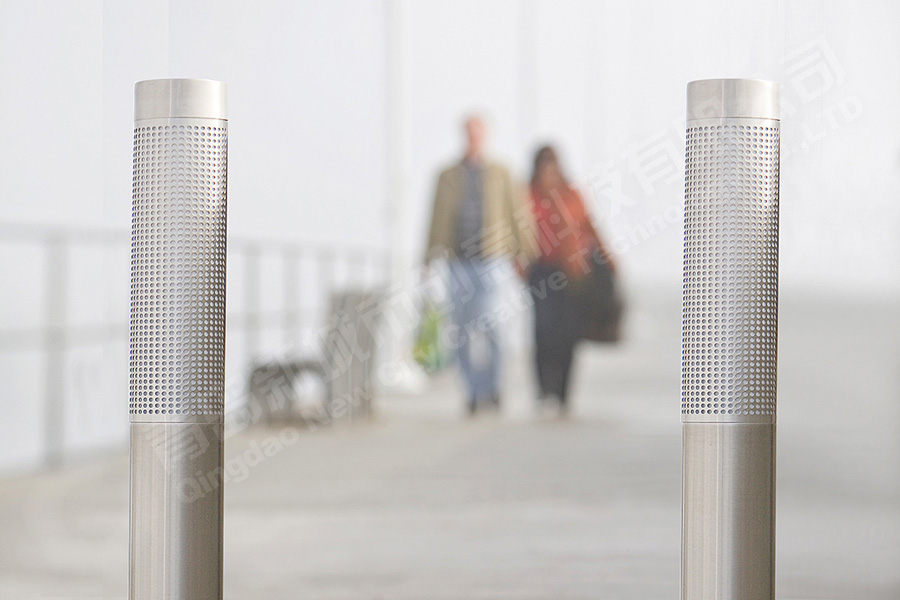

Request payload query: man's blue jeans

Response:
[447,258,501,404]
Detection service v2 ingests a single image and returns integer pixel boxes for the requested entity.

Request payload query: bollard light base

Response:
[129,422,224,600]
[682,423,775,599]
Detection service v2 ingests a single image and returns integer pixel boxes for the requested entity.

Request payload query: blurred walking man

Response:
[424,115,534,414]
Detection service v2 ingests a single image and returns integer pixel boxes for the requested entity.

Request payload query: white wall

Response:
[166,0,388,246]
[0,0,169,471]
[400,0,900,296]
[1,0,898,472]
[4,0,898,287]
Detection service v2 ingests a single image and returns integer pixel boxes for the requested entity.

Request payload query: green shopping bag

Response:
[413,301,448,373]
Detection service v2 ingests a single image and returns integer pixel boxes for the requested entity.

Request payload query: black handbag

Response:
[579,248,623,343]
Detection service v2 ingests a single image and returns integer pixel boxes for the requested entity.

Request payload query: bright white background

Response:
[1,0,898,471]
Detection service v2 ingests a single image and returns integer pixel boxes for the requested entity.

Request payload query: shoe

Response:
[467,397,478,416]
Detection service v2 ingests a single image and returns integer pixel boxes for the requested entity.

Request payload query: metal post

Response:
[43,235,67,468]
[244,243,261,363]
[130,79,228,599]
[283,248,300,347]
[682,79,780,599]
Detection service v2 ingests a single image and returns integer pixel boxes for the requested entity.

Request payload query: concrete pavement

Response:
[0,295,898,599]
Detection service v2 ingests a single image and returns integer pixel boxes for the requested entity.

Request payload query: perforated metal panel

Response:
[682,118,779,423]
[130,119,228,422]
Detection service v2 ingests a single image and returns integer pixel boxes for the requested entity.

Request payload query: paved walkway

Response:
[0,296,898,599]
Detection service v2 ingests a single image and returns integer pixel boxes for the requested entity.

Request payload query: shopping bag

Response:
[579,251,624,343]
[413,300,449,372]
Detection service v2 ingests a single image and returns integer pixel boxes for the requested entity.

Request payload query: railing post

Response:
[318,247,335,322]
[682,79,780,599]
[244,243,261,363]
[130,78,228,599]
[283,248,300,348]
[43,235,67,468]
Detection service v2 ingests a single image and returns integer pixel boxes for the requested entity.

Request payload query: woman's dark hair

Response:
[530,145,568,187]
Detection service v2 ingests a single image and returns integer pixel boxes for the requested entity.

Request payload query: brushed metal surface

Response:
[686,79,779,120]
[682,79,779,600]
[134,79,227,121]
[130,423,224,599]
[682,423,775,599]
[130,79,227,600]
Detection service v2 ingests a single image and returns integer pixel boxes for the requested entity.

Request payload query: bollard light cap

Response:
[687,79,779,121]
[135,79,227,121]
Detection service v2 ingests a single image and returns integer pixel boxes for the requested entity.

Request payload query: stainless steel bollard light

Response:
[682,79,780,599]
[130,79,228,599]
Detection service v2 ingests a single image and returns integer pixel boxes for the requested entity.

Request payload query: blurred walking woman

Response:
[527,146,615,412]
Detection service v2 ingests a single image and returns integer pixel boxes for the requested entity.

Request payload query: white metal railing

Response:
[0,222,388,470]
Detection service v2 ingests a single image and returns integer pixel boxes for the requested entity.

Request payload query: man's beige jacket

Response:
[424,159,536,263]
